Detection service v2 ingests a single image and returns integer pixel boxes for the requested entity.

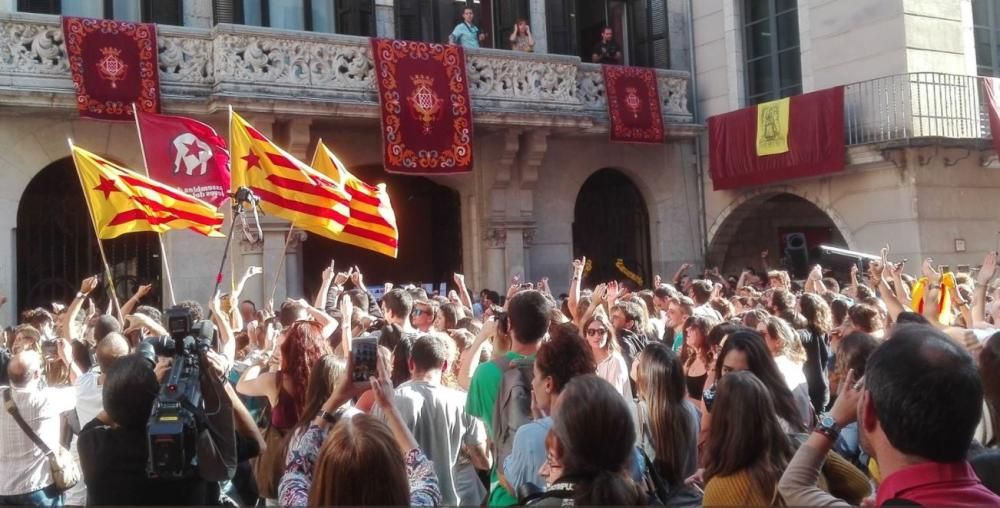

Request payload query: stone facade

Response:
[0,7,697,321]
[693,0,1000,274]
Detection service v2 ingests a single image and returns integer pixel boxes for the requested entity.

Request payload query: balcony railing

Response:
[844,72,991,146]
[0,12,693,126]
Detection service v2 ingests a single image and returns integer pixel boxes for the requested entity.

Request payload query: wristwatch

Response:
[814,412,841,441]
[319,408,345,425]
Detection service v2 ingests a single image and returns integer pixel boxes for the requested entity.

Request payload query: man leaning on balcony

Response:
[449,7,486,49]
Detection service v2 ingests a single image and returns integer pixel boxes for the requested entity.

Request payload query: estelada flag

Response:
[311,140,399,258]
[70,144,224,239]
[708,86,845,190]
[135,111,231,207]
[230,112,351,239]
[981,77,1000,158]
[62,16,160,121]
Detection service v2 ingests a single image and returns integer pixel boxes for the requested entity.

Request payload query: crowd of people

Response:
[2,246,1000,506]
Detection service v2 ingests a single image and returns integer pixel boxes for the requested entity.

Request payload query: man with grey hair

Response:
[0,350,77,505]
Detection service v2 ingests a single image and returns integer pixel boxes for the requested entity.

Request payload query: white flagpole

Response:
[132,103,177,306]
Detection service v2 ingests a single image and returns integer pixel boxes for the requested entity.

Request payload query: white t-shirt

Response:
[75,369,103,427]
[374,379,484,506]
[597,352,633,400]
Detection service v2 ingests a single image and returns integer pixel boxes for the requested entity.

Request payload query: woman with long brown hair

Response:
[703,371,869,506]
[798,293,833,415]
[581,313,631,399]
[634,342,700,495]
[680,315,718,401]
[703,371,795,505]
[237,320,332,500]
[280,297,441,506]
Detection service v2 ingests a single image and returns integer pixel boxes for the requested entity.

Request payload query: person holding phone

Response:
[509,17,534,52]
[279,296,442,506]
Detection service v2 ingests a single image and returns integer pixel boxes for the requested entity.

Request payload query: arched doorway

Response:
[16,158,162,313]
[707,193,850,279]
[301,165,462,298]
[573,168,651,287]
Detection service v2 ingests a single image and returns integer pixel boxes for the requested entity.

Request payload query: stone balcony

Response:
[0,12,695,134]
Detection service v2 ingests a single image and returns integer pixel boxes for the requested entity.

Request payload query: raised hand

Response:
[333,269,350,286]
[135,284,153,299]
[808,264,823,281]
[572,257,586,278]
[889,259,907,280]
[606,280,620,303]
[322,260,336,283]
[922,258,940,282]
[506,275,521,300]
[384,282,393,294]
[760,250,769,260]
[453,272,466,287]
[80,275,100,295]
[978,251,998,286]
[350,266,364,289]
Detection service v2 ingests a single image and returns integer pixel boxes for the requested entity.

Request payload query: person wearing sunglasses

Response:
[582,313,631,400]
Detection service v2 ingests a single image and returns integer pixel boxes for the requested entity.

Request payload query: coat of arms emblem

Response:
[407,75,443,134]
[96,47,128,89]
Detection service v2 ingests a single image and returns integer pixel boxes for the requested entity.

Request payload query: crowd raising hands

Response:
[4,248,1000,506]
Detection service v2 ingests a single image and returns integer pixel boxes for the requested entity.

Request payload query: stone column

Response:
[284,231,308,299]
[484,227,507,293]
[375,0,395,39]
[183,0,213,29]
[530,0,547,54]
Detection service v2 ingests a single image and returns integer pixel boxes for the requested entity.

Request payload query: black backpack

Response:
[491,355,535,478]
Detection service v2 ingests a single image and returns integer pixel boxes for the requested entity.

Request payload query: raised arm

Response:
[233,266,262,302]
[974,251,997,327]
[210,291,237,363]
[119,283,152,320]
[62,275,99,340]
[458,322,495,390]
[314,260,336,309]
[672,263,691,287]
[568,257,586,322]
[453,273,473,311]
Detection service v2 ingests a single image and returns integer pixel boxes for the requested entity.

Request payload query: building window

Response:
[396,0,481,45]
[743,0,801,104]
[630,0,669,68]
[974,0,1000,77]
[231,0,373,34]
[18,0,182,24]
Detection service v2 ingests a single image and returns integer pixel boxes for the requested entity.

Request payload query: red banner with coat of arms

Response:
[62,16,160,121]
[602,65,664,144]
[369,38,473,175]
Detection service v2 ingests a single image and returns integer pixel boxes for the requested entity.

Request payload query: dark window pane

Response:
[974,0,990,27]
[653,38,669,68]
[746,20,771,59]
[776,10,799,50]
[780,84,802,98]
[981,64,997,77]
[18,0,60,14]
[334,0,375,35]
[748,56,774,98]
[994,0,1000,27]
[775,0,796,14]
[976,27,993,67]
[744,0,770,23]
[651,0,666,37]
[271,0,305,29]
[778,49,801,88]
[144,0,182,25]
[243,0,263,26]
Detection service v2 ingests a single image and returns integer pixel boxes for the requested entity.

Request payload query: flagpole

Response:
[269,222,296,303]
[132,103,177,306]
[68,138,124,322]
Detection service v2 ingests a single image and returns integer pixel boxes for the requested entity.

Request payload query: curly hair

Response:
[280,321,333,411]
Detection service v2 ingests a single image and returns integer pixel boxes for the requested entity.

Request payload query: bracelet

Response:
[76,292,87,299]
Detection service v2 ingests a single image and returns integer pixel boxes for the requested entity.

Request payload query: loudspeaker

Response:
[784,232,809,277]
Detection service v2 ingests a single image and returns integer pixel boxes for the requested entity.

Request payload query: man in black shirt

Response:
[78,352,237,505]
[592,26,622,64]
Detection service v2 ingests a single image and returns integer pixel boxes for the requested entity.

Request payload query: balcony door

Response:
[546,0,668,68]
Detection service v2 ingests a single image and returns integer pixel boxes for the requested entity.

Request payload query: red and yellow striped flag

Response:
[71,145,224,239]
[311,140,399,258]
[230,112,351,239]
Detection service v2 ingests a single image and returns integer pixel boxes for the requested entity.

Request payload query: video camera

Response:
[141,306,217,480]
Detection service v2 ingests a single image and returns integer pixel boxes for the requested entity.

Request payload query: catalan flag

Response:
[311,140,399,258]
[230,112,351,239]
[71,144,224,239]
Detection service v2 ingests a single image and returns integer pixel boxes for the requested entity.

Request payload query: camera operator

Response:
[77,346,238,505]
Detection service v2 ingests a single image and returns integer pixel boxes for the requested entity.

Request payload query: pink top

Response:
[876,461,1000,506]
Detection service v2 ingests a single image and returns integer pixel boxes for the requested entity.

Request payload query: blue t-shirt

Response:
[450,22,480,49]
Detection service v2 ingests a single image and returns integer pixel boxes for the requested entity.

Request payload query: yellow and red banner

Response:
[71,145,223,239]
[708,86,845,190]
[311,141,399,258]
[230,112,351,240]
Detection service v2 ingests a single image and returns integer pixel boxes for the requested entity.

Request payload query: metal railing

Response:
[844,72,991,145]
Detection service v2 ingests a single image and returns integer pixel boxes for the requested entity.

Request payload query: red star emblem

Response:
[184,141,203,158]
[93,176,118,199]
[242,152,261,170]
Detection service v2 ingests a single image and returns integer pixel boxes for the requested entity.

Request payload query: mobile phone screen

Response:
[351,337,378,382]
